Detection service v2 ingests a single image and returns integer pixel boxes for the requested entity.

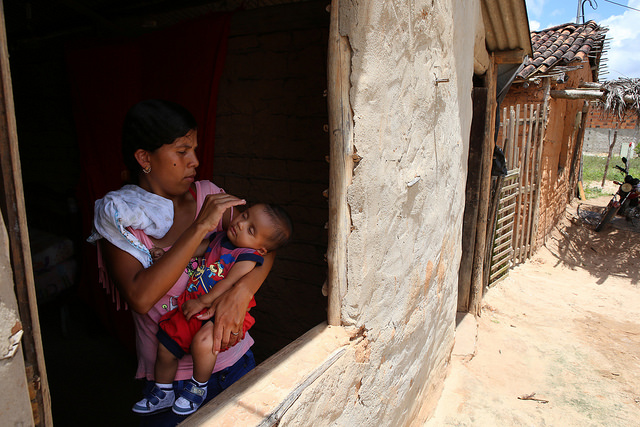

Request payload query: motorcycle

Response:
[595,157,640,232]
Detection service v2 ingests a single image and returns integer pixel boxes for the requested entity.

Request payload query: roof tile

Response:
[517,20,608,80]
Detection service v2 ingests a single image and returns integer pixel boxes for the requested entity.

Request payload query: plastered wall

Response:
[0,212,35,425]
[280,1,476,424]
[583,128,638,155]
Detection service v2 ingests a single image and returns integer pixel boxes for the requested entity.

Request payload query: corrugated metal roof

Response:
[480,0,532,56]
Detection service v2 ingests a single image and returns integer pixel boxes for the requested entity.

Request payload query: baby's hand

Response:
[150,247,165,261]
[182,299,208,321]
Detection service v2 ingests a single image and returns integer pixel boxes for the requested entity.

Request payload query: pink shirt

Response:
[98,180,253,381]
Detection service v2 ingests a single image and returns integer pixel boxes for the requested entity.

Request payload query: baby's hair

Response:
[261,204,293,251]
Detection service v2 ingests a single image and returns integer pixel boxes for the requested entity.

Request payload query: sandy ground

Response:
[425,195,640,426]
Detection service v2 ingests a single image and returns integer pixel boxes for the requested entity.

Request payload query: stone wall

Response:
[279,0,476,424]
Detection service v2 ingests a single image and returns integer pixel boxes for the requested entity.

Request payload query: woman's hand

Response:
[197,284,253,352]
[195,193,246,233]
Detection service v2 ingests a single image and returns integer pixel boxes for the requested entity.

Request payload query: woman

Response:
[95,99,272,425]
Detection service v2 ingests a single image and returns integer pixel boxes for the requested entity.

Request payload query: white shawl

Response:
[87,185,173,268]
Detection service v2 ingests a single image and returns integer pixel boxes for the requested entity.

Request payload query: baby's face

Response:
[227,204,273,255]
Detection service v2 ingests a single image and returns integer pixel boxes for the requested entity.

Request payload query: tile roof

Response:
[517,20,608,80]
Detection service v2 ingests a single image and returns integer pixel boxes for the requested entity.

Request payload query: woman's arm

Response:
[207,251,275,352]
[102,193,246,314]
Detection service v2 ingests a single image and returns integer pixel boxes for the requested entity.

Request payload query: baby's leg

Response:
[191,321,218,383]
[132,343,178,414]
[155,343,179,384]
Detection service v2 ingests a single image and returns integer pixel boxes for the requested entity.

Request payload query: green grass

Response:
[582,154,640,199]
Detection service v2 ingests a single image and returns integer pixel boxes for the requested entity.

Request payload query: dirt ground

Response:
[425,195,640,426]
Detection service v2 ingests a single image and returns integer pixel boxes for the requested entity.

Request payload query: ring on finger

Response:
[230,331,239,336]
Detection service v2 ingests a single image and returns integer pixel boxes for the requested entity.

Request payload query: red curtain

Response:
[66,12,232,351]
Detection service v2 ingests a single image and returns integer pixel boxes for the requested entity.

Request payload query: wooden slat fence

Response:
[488,103,546,286]
[489,168,518,284]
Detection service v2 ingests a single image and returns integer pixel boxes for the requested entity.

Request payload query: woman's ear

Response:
[134,149,150,170]
[257,247,268,256]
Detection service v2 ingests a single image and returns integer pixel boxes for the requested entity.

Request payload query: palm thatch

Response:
[598,77,640,122]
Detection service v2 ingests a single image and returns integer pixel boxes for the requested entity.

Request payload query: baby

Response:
[133,203,292,416]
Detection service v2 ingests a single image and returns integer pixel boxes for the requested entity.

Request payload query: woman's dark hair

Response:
[122,99,197,181]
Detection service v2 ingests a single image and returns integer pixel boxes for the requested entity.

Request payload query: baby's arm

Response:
[182,260,257,320]
[194,238,210,258]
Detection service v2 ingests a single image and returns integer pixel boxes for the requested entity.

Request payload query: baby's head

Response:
[227,203,293,255]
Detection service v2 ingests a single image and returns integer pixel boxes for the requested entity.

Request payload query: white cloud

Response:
[525,0,547,18]
[529,20,541,31]
[601,0,640,79]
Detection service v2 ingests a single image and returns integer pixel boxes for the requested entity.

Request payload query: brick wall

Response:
[586,104,639,130]
[213,2,330,362]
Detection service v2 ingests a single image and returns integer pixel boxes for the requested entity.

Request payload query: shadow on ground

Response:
[541,197,640,285]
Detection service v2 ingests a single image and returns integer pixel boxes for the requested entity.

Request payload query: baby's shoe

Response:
[172,379,208,415]
[132,384,175,414]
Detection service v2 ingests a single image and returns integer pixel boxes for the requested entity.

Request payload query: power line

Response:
[602,0,640,13]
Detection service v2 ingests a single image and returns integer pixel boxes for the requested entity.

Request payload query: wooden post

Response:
[522,104,535,259]
[507,106,516,165]
[531,78,551,252]
[515,104,528,263]
[0,2,51,425]
[458,87,488,311]
[601,129,617,187]
[326,0,353,326]
[568,101,590,199]
[469,54,497,316]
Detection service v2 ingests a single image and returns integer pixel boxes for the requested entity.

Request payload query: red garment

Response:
[157,291,256,357]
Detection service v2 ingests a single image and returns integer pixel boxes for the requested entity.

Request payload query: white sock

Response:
[191,377,208,387]
[155,382,174,391]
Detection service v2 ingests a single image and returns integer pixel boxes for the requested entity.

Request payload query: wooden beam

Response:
[551,89,635,104]
[458,87,488,312]
[0,2,51,425]
[494,49,525,64]
[468,54,497,316]
[326,0,353,326]
[578,81,602,89]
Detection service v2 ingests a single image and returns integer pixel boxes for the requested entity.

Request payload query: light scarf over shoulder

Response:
[87,184,174,268]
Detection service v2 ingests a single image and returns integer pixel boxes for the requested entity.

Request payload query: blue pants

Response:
[139,349,256,427]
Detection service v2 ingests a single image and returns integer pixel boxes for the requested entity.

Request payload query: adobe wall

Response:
[500,64,593,249]
[280,0,476,424]
[0,212,35,425]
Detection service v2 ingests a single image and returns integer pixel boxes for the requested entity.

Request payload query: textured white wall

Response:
[281,1,477,424]
[0,211,35,425]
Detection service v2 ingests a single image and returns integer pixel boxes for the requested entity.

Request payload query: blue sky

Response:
[525,0,640,79]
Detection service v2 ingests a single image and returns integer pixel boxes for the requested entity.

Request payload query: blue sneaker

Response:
[132,385,175,414]
[173,380,207,415]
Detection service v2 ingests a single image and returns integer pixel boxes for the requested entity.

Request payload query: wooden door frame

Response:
[0,1,52,425]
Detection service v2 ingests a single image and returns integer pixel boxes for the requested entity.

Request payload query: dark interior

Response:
[4,0,330,424]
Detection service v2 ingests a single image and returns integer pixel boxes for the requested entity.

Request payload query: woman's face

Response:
[146,129,199,198]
